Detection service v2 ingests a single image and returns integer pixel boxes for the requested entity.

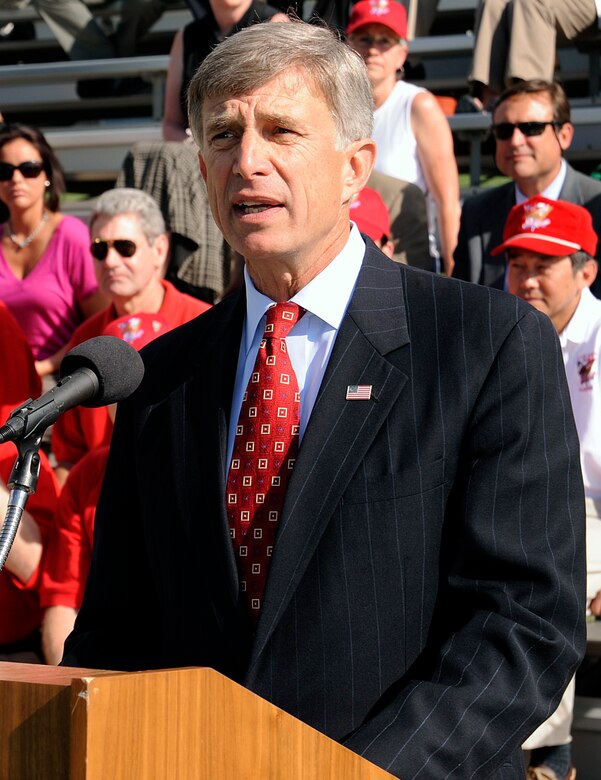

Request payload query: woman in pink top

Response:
[0,124,107,376]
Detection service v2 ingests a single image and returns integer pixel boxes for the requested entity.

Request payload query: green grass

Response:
[459,173,512,190]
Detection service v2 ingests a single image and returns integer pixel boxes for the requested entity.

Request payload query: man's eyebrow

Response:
[205,108,305,135]
[204,114,239,134]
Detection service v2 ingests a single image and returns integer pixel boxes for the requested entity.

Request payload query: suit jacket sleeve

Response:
[343,305,586,779]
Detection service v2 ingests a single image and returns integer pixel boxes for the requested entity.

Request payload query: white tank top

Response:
[373,80,427,193]
[373,80,440,265]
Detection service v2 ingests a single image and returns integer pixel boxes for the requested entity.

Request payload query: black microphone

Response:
[0,335,145,445]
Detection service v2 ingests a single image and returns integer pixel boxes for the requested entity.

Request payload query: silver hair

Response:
[187,19,374,150]
[90,187,166,243]
[570,250,593,272]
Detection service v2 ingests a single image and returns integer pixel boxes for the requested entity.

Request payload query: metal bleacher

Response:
[0,1,191,186]
[1,1,601,186]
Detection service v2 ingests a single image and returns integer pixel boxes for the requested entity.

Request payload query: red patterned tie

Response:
[226,302,302,623]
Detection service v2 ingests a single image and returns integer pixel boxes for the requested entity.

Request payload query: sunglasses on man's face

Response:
[490,121,561,141]
[90,238,137,261]
[0,160,45,181]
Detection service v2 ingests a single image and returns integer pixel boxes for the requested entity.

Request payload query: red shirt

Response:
[0,301,41,435]
[40,446,108,610]
[51,280,210,465]
[0,446,59,645]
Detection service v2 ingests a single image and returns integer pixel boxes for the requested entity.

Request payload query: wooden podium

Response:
[0,662,395,779]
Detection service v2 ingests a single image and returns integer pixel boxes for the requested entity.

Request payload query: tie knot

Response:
[264,302,301,340]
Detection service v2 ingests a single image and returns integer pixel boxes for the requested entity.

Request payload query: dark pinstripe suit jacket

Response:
[453,162,601,298]
[63,242,586,779]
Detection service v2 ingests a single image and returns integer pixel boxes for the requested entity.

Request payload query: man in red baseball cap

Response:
[496,196,600,780]
[346,0,408,39]
[496,195,597,333]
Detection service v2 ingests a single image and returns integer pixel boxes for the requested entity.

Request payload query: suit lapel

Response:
[249,246,410,667]
[171,292,246,612]
[558,162,578,201]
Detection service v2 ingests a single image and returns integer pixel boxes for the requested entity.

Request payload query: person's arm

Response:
[162,29,190,142]
[35,343,69,378]
[0,479,42,583]
[80,289,109,319]
[344,307,586,777]
[42,605,78,665]
[411,90,461,275]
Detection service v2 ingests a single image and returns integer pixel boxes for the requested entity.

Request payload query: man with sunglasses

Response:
[50,187,210,484]
[453,80,601,299]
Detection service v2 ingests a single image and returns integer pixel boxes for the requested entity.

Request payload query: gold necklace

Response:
[8,210,50,249]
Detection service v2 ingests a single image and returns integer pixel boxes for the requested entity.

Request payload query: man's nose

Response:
[508,126,528,145]
[520,271,540,289]
[103,247,123,267]
[233,132,272,178]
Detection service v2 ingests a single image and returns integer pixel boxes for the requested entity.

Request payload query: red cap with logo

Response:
[491,196,598,258]
[346,0,408,39]
[350,186,391,243]
[102,312,173,350]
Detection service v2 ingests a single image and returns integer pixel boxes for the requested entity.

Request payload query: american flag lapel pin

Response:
[346,384,372,401]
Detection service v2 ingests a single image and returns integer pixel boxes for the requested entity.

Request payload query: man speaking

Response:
[63,21,586,779]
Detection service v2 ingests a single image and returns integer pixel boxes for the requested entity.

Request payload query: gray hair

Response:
[570,250,593,272]
[187,20,374,150]
[90,188,166,243]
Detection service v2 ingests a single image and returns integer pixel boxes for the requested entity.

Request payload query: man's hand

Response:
[590,589,601,617]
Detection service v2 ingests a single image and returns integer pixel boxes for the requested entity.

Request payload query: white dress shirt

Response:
[559,286,601,500]
[226,225,366,468]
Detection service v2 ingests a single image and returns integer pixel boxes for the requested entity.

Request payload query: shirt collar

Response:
[560,286,598,345]
[243,224,365,350]
[515,159,567,204]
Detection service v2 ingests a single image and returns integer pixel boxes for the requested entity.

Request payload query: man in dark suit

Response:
[453,79,601,298]
[63,22,586,780]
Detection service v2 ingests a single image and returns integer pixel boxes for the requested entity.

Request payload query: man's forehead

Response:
[494,92,553,119]
[352,22,400,38]
[91,212,143,238]
[508,248,569,262]
[202,71,323,116]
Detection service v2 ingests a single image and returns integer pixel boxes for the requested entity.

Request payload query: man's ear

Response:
[198,150,208,183]
[152,232,171,276]
[342,138,377,205]
[556,121,574,152]
[581,257,599,289]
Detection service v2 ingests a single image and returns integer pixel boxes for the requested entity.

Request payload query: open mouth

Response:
[234,202,281,215]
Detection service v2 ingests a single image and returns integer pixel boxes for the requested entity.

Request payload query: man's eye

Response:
[211,130,234,142]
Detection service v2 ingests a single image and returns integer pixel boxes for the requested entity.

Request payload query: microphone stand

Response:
[0,427,43,574]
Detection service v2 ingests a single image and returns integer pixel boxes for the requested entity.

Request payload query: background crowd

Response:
[0,2,600,779]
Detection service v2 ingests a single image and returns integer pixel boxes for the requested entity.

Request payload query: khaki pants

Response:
[470,0,598,92]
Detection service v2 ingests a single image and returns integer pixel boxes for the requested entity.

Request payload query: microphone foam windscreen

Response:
[60,335,145,407]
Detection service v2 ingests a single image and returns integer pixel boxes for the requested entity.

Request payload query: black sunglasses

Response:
[90,238,137,261]
[491,121,561,141]
[0,160,45,181]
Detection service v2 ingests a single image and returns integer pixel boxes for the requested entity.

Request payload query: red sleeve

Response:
[0,303,41,426]
[50,310,114,466]
[40,447,107,609]
[0,449,59,644]
[51,406,113,466]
